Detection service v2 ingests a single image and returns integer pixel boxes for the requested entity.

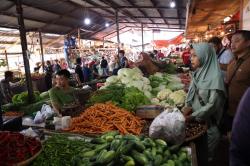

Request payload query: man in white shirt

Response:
[209,37,234,80]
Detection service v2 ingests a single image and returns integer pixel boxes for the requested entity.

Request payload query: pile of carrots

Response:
[66,102,145,135]
[3,111,24,117]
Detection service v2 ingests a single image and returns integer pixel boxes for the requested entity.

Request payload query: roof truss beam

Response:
[149,0,168,26]
[125,0,154,24]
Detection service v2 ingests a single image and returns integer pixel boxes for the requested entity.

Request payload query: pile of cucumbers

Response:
[72,131,191,166]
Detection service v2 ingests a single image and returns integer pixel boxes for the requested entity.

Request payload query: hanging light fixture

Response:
[84,17,91,25]
[83,0,91,25]
[105,23,110,27]
[170,0,176,8]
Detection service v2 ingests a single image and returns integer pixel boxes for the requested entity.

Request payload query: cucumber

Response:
[106,161,115,166]
[151,147,157,157]
[132,140,146,152]
[164,150,171,159]
[96,149,107,162]
[160,164,169,166]
[145,138,156,147]
[121,142,134,155]
[83,150,96,158]
[172,154,178,160]
[94,143,109,152]
[178,152,187,161]
[110,139,121,150]
[156,146,164,154]
[124,160,135,166]
[142,140,151,148]
[101,131,119,138]
[123,134,140,141]
[91,138,106,144]
[115,140,126,157]
[154,154,163,166]
[132,150,148,165]
[166,159,175,166]
[155,139,167,147]
[121,155,134,162]
[115,135,123,139]
[105,135,114,142]
[98,150,116,164]
[143,149,153,161]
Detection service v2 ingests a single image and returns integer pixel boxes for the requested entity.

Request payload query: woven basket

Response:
[185,123,208,142]
[16,149,42,166]
[136,105,165,119]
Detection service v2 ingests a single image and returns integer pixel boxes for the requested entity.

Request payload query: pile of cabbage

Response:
[101,68,187,107]
[101,68,152,99]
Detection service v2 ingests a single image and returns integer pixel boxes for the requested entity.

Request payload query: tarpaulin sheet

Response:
[152,33,184,48]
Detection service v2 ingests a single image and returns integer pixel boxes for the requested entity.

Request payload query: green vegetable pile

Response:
[149,74,169,89]
[32,134,91,166]
[12,91,40,105]
[2,91,51,115]
[162,63,177,74]
[33,132,191,166]
[88,84,150,112]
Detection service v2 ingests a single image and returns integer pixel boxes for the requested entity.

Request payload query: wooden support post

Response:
[39,31,45,72]
[141,23,144,52]
[78,28,81,48]
[4,50,9,70]
[115,10,120,52]
[16,0,34,102]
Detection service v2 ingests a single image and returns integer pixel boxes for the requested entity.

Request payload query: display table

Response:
[2,115,22,131]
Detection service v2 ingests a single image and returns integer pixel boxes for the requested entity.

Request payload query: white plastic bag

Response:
[62,116,71,129]
[53,117,62,130]
[53,116,72,130]
[149,108,186,145]
[20,127,38,138]
[34,104,54,124]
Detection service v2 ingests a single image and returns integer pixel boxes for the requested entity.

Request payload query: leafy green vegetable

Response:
[88,84,125,106]
[88,84,150,112]
[120,87,150,111]
[162,63,177,74]
[12,91,41,105]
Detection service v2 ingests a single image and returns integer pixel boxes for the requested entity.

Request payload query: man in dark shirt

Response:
[53,59,61,73]
[45,60,53,90]
[75,57,84,85]
[100,56,108,76]
[0,71,14,103]
[119,50,128,68]
[226,30,250,131]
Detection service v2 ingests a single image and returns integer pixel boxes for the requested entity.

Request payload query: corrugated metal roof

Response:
[0,0,188,40]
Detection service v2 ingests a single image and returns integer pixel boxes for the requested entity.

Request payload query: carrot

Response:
[65,102,145,135]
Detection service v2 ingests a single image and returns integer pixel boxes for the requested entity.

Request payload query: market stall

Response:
[1,0,238,165]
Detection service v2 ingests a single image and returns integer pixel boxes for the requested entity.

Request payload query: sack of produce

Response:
[149,108,186,144]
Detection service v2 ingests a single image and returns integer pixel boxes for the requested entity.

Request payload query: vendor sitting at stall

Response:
[49,69,76,116]
[0,71,14,103]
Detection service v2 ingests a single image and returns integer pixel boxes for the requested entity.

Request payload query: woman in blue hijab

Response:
[183,43,226,161]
